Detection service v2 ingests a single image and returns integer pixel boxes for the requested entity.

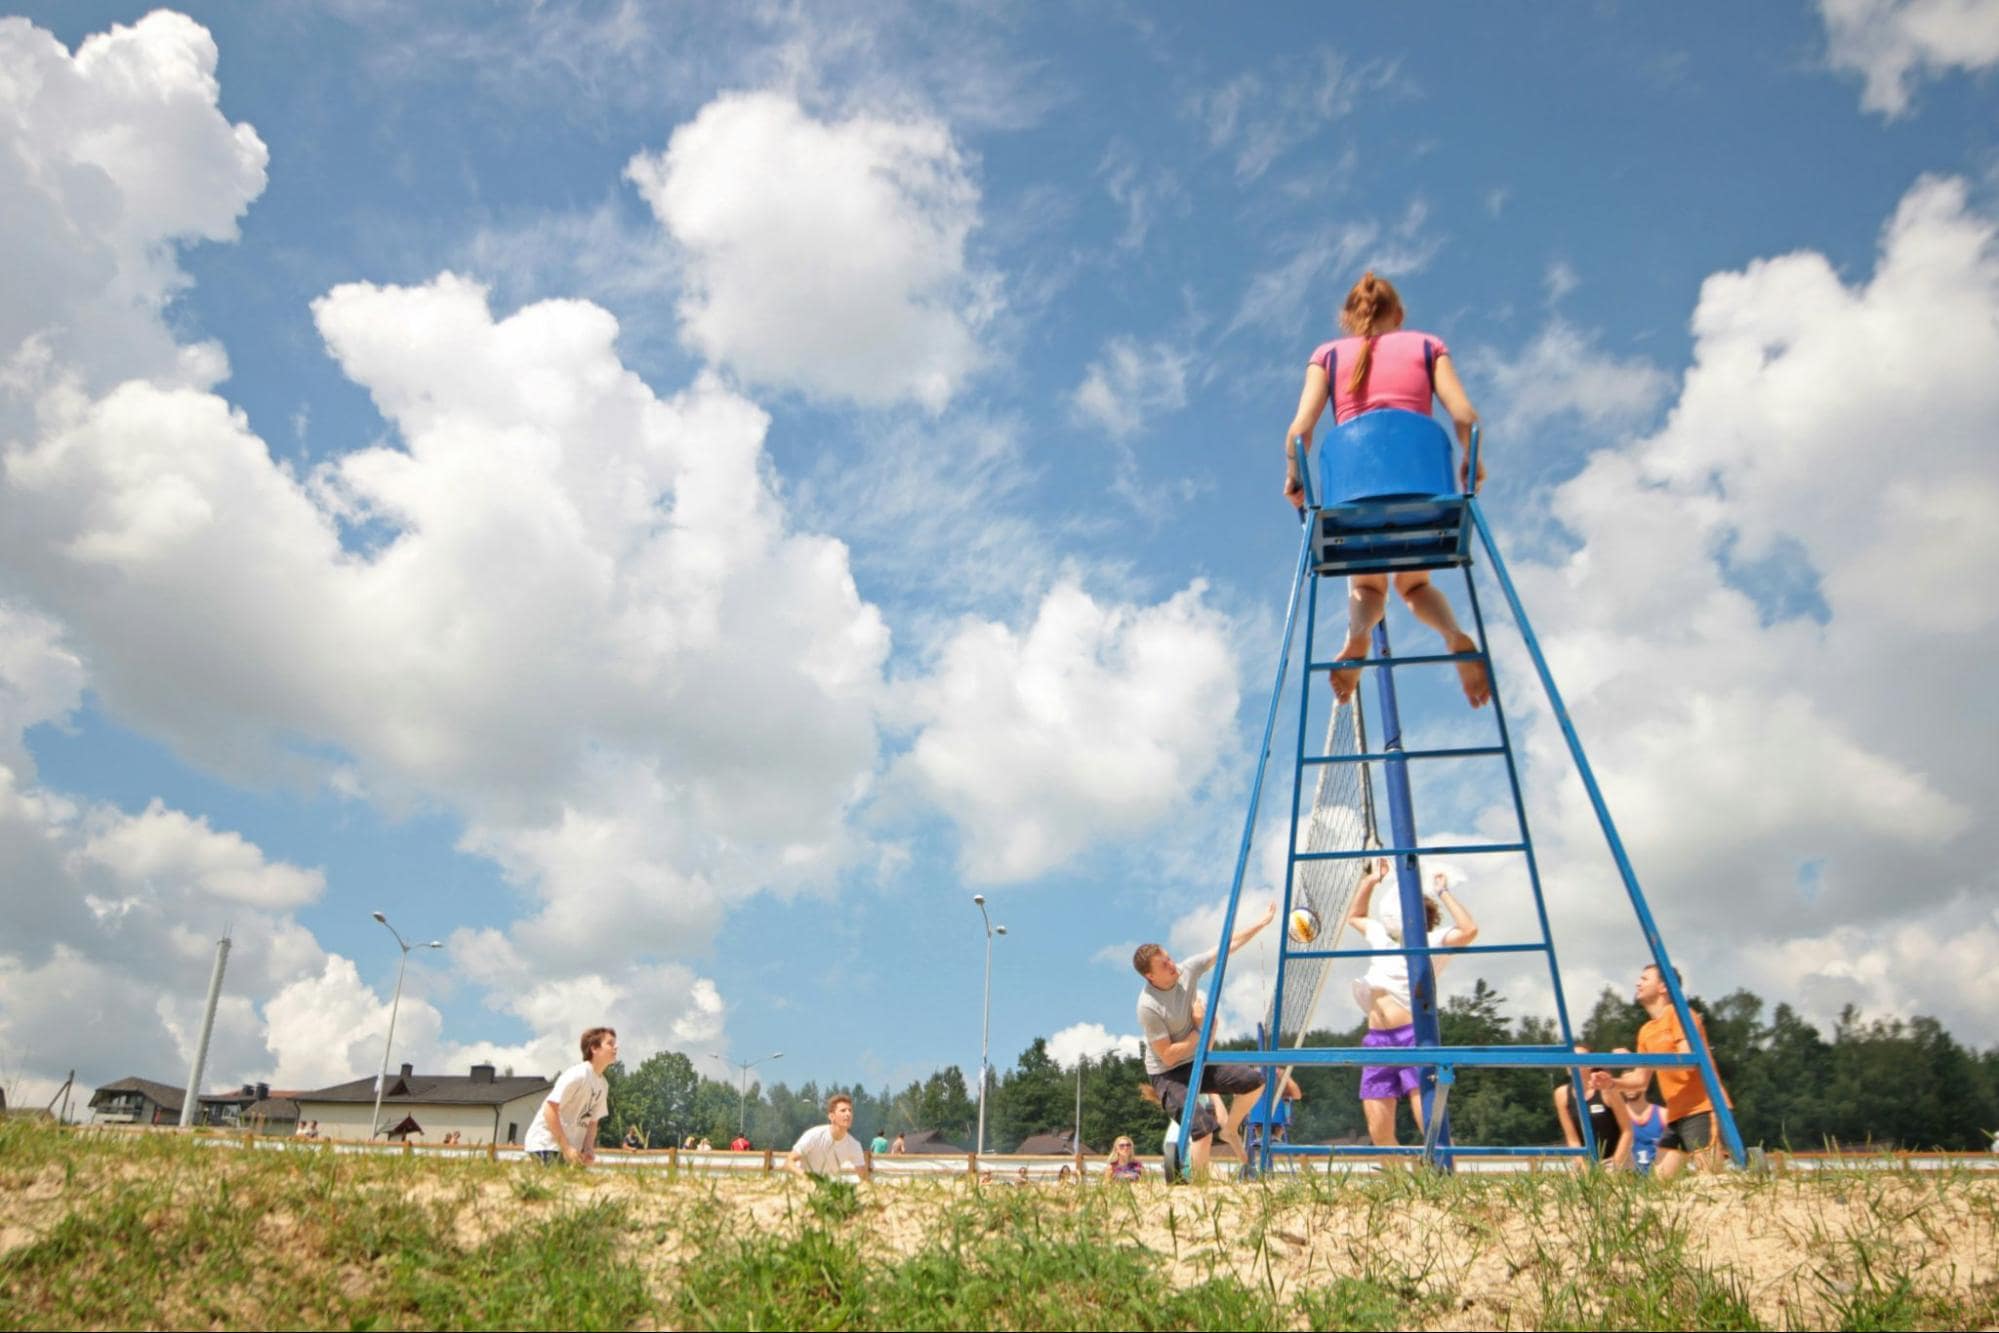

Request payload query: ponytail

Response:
[1339,271,1405,401]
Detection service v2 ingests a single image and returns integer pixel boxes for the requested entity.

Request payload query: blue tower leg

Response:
[1468,498,1747,1167]
[1174,508,1318,1176]
[1369,618,1453,1169]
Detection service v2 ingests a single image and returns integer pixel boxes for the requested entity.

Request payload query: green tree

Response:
[990,1038,1072,1149]
[917,1065,976,1141]
[1578,985,1647,1051]
[602,1050,700,1148]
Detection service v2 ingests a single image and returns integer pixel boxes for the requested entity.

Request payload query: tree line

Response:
[599,983,1999,1154]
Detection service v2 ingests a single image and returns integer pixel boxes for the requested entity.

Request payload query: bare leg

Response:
[1332,575,1389,703]
[1392,573,1490,708]
[1406,1089,1426,1136]
[1189,1132,1212,1178]
[1653,1147,1688,1181]
[1363,1097,1399,1147]
[1221,1088,1261,1148]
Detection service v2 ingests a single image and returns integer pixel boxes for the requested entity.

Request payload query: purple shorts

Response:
[1359,1024,1424,1101]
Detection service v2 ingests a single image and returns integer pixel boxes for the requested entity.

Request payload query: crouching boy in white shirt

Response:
[789,1092,871,1181]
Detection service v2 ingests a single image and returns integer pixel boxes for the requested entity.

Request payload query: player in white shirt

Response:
[788,1092,871,1181]
[524,1026,617,1164]
[1345,861,1478,1147]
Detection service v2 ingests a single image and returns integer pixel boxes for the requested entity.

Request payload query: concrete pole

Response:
[178,934,231,1129]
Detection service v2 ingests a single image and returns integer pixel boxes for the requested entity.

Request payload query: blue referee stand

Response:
[1175,411,1744,1174]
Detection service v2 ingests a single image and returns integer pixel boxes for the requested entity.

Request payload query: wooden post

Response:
[967,1152,977,1181]
[486,1139,498,1162]
[402,1138,412,1157]
[762,1148,774,1174]
[669,1145,679,1176]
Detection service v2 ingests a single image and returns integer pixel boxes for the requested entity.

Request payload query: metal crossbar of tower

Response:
[1175,411,1744,1174]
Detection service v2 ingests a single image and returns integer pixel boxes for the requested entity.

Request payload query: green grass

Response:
[4,1122,1996,1331]
[0,1123,651,1331]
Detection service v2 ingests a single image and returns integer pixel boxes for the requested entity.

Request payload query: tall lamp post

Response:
[973,894,1006,1158]
[369,912,442,1140]
[708,1050,783,1139]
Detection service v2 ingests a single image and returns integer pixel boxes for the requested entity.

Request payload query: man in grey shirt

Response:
[1134,902,1276,1178]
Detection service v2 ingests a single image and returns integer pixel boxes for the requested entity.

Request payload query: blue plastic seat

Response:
[1311,409,1470,575]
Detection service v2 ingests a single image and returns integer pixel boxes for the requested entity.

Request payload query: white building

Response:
[294,1063,554,1144]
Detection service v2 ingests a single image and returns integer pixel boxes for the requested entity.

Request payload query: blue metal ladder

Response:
[1175,412,1745,1173]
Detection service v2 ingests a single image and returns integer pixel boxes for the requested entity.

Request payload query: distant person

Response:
[622,1125,643,1150]
[1105,1136,1144,1181]
[870,1129,890,1156]
[697,1136,713,1152]
[524,1026,617,1165]
[1635,963,1731,1179]
[788,1093,871,1181]
[890,1132,907,1155]
[729,1133,750,1152]
[1134,902,1278,1178]
[1283,271,1490,709]
[1553,1044,1621,1162]
[1346,859,1478,1148]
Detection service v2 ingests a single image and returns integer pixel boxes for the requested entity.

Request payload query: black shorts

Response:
[1150,1061,1264,1140]
[1659,1111,1714,1153]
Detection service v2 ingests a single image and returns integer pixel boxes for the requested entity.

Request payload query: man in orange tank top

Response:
[1634,963,1731,1179]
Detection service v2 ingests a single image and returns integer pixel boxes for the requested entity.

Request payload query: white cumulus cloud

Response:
[897,580,1239,882]
[627,90,993,411]
[1486,174,1999,1039]
[1047,1021,1142,1070]
[1818,0,1999,118]
[0,11,266,414]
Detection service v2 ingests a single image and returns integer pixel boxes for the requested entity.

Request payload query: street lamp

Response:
[708,1050,783,1139]
[369,911,442,1140]
[973,894,1006,1158]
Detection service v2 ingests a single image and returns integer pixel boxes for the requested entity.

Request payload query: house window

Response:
[507,1122,518,1144]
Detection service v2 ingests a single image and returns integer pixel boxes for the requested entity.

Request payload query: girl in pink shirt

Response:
[1282,273,1490,708]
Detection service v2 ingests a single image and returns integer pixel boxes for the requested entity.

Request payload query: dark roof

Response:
[90,1077,184,1112]
[1015,1131,1095,1155]
[247,1098,300,1121]
[896,1128,970,1155]
[295,1072,552,1107]
[197,1090,261,1106]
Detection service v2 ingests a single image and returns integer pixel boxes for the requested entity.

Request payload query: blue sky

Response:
[3,1,1996,1107]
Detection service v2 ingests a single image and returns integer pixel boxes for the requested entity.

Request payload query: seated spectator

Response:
[1554,1044,1620,1162]
[1105,1136,1144,1181]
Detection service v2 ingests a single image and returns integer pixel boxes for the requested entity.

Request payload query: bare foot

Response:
[1328,632,1370,703]
[1448,633,1491,708]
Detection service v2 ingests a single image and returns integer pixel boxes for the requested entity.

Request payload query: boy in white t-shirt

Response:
[524,1026,617,1164]
[788,1092,871,1181]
